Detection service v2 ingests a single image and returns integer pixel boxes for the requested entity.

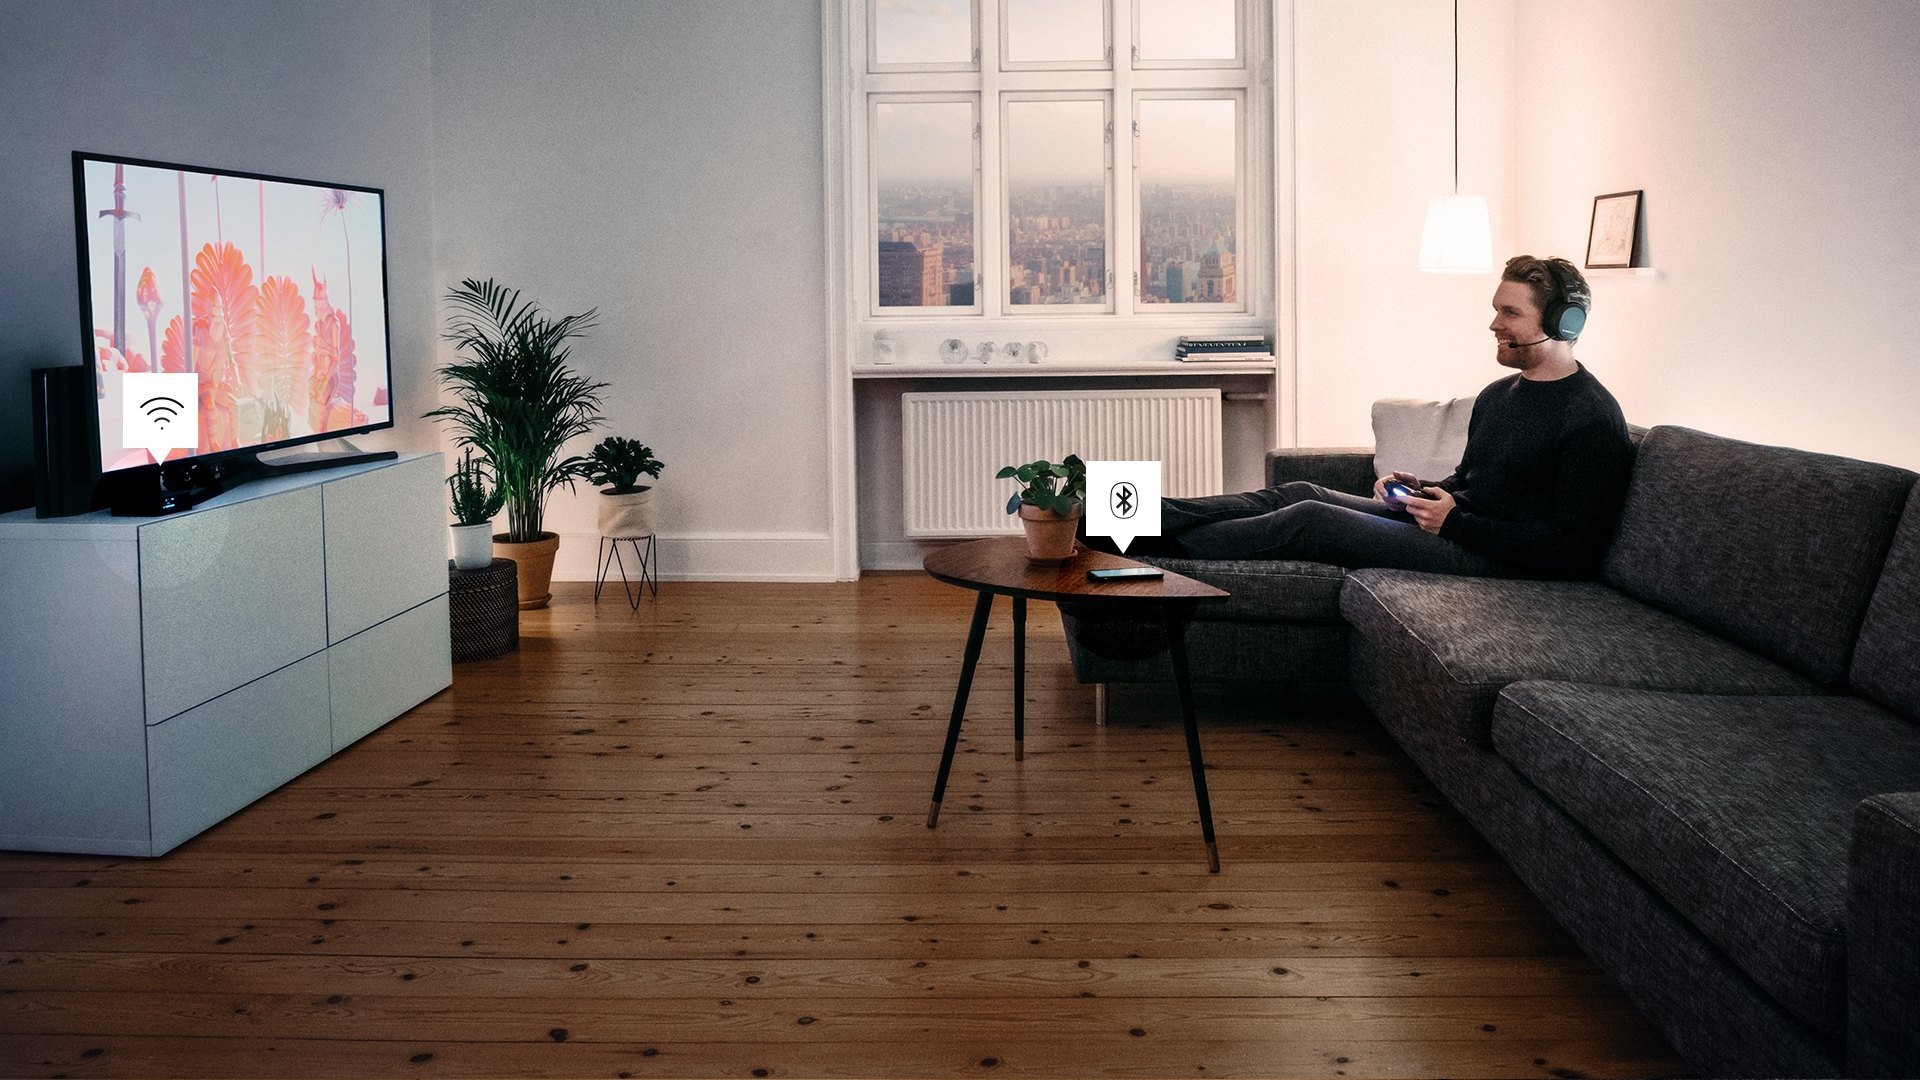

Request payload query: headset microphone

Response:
[1504,336,1551,349]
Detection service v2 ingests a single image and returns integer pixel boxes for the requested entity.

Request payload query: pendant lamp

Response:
[1419,0,1492,273]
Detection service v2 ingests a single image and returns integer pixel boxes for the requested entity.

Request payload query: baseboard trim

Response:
[860,538,976,572]
[550,531,842,582]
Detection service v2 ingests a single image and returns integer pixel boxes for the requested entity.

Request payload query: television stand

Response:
[0,453,451,855]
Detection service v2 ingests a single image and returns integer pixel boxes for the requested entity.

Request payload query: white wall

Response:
[1291,0,1518,447]
[0,0,440,509]
[1511,1,1920,469]
[429,0,834,580]
[1289,1,1920,471]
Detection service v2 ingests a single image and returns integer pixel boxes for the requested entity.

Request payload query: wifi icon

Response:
[141,395,185,428]
[122,372,200,462]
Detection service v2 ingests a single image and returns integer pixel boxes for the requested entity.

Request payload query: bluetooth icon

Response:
[1086,461,1160,555]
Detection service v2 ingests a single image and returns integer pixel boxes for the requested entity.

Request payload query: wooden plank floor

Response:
[0,574,1686,1078]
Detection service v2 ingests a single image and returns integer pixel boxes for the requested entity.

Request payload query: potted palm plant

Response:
[447,448,505,570]
[585,436,665,538]
[998,454,1086,564]
[425,278,606,609]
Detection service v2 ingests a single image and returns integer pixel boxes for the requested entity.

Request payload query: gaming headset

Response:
[1539,258,1591,341]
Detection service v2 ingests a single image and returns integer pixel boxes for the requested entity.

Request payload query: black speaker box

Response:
[31,364,99,518]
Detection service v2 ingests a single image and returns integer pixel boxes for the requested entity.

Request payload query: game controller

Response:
[1382,479,1429,504]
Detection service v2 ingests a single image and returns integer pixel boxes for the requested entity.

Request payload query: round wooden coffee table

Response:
[923,536,1231,872]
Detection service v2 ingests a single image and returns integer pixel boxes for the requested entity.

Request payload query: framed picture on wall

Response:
[1586,190,1643,269]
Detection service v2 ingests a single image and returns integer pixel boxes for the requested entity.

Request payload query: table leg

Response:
[1012,596,1026,762]
[928,590,994,828]
[1166,606,1220,873]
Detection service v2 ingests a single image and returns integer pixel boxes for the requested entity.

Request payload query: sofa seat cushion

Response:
[1341,569,1818,744]
[1493,681,1920,1037]
[1144,557,1347,623]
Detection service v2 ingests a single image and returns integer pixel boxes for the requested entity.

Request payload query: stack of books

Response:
[1175,335,1274,361]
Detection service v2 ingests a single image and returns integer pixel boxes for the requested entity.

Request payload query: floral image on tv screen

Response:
[79,157,393,471]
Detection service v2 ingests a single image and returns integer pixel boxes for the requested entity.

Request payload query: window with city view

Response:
[858,0,1260,321]
[873,99,977,309]
[1006,98,1108,308]
[1136,96,1239,305]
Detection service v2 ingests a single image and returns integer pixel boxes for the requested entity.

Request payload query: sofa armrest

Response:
[1266,447,1376,496]
[1848,791,1920,1077]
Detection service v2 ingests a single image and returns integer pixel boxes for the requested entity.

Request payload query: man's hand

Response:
[1372,470,1422,502]
[1402,486,1455,534]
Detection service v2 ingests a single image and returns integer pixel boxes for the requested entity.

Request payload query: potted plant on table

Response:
[998,454,1086,564]
[584,436,666,538]
[446,448,505,570]
[425,278,606,609]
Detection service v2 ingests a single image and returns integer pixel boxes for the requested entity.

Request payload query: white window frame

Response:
[1132,0,1245,69]
[1000,0,1112,71]
[868,0,980,73]
[1132,88,1246,313]
[1001,91,1114,314]
[838,0,1274,339]
[868,93,983,316]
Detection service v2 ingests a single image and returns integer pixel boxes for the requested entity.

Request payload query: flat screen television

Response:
[73,151,395,512]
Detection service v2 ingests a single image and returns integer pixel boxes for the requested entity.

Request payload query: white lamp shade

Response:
[1418,194,1494,273]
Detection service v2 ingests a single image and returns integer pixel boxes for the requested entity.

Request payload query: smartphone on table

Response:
[1087,566,1164,581]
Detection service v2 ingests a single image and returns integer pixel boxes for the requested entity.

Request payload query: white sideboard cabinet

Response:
[0,453,452,855]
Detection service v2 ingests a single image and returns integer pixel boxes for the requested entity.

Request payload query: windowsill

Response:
[852,359,1276,377]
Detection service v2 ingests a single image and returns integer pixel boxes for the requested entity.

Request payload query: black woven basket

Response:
[448,558,519,663]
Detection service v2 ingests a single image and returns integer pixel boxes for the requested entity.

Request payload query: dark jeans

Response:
[1154,481,1505,576]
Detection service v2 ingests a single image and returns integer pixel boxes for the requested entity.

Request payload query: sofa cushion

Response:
[1341,569,1818,744]
[1850,489,1920,721]
[1602,426,1916,689]
[1493,681,1920,1037]
[1145,557,1347,623]
[1371,396,1474,484]
[1059,557,1348,677]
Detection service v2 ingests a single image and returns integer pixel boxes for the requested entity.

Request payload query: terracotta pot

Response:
[494,531,561,609]
[598,487,656,538]
[450,523,494,571]
[1017,504,1082,564]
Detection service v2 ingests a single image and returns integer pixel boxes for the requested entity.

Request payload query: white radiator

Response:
[902,389,1223,538]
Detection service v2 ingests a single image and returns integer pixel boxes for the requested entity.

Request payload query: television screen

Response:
[74,152,393,474]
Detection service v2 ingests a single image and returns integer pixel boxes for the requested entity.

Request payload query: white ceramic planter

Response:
[598,487,656,538]
[450,522,494,570]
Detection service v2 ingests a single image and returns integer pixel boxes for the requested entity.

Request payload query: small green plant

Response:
[584,436,665,494]
[997,454,1085,516]
[447,449,506,526]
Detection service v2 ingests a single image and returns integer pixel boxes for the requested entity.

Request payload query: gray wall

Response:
[430,0,832,580]
[0,0,440,510]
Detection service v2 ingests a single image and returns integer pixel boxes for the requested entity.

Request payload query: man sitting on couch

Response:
[1123,255,1633,579]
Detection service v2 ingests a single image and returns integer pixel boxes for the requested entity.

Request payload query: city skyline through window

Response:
[1006,99,1107,307]
[874,100,975,308]
[1137,97,1238,304]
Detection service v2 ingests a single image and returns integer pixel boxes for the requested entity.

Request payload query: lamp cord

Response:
[1452,0,1460,195]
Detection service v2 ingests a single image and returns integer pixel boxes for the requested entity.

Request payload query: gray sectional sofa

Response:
[1059,424,1920,1078]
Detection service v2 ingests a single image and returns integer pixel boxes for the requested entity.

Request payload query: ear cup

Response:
[1539,259,1589,340]
[1548,302,1587,340]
